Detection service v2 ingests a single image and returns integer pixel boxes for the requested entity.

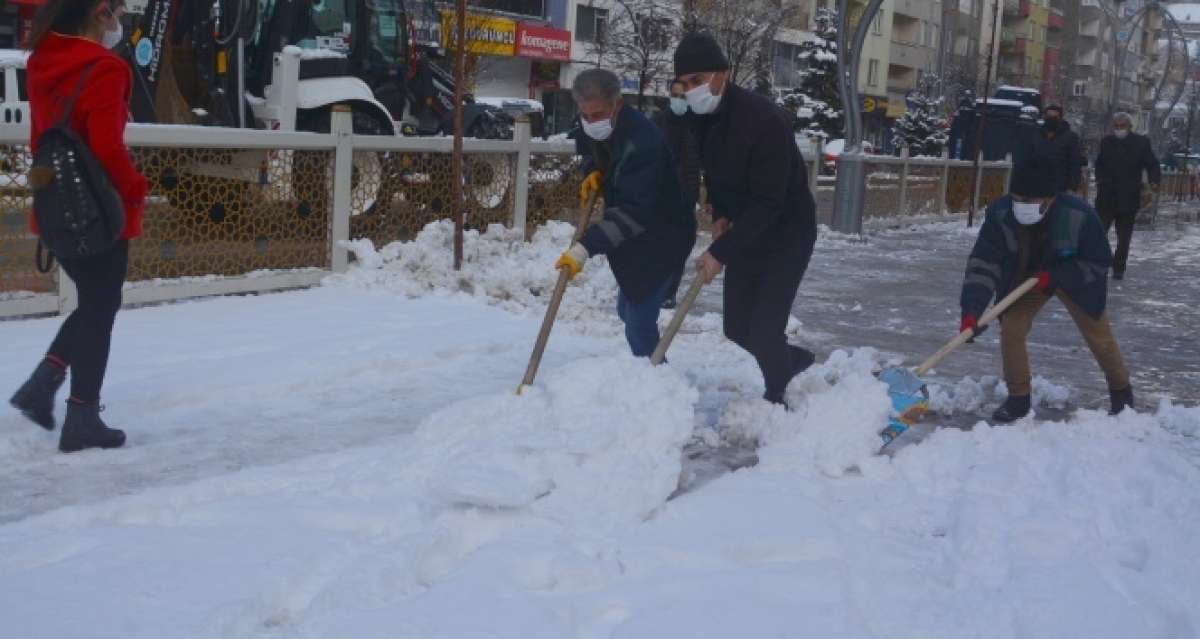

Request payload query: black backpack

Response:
[29,63,124,272]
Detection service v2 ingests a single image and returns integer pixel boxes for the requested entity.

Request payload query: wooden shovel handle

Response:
[650,272,706,365]
[517,192,599,393]
[914,277,1039,377]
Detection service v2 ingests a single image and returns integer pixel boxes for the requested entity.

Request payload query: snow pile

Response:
[416,355,697,527]
[332,221,622,335]
[927,374,1072,415]
[718,349,891,477]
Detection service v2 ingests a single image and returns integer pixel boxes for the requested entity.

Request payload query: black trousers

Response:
[47,241,129,402]
[722,235,816,402]
[1097,204,1135,273]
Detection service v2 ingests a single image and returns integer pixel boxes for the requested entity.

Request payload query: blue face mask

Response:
[669,97,687,116]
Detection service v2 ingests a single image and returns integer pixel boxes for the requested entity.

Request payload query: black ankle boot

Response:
[59,401,125,453]
[790,346,816,377]
[9,359,66,431]
[1109,386,1135,416]
[991,395,1032,423]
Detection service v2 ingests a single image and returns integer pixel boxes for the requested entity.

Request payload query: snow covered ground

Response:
[2,216,1199,638]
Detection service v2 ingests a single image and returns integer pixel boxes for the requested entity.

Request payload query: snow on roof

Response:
[473,97,544,113]
[1167,3,1200,24]
[0,49,29,68]
[996,85,1039,94]
[977,98,1026,108]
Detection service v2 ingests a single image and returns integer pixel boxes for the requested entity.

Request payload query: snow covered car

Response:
[473,97,546,138]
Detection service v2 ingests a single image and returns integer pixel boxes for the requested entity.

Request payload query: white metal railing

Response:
[0,110,573,319]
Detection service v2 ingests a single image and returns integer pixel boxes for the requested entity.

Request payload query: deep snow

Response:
[1,219,1198,638]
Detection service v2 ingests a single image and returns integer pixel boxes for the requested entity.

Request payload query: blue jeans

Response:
[616,278,673,357]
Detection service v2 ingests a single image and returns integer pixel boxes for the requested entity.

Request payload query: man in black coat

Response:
[1094,112,1161,280]
[652,79,702,308]
[674,32,819,406]
[555,69,696,357]
[1033,104,1082,194]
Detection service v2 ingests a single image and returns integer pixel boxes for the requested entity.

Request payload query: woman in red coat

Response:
[9,0,147,453]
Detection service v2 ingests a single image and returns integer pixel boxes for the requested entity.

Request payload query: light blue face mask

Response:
[669,97,688,116]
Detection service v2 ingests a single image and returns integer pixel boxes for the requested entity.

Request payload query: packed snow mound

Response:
[719,348,892,477]
[332,221,817,342]
[415,355,697,528]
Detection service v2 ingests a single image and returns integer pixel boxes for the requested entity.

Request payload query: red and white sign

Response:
[515,23,571,62]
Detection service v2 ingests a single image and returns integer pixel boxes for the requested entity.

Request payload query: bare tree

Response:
[580,0,680,110]
[681,0,799,92]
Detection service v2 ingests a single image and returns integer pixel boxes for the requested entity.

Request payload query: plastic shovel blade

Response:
[879,367,930,446]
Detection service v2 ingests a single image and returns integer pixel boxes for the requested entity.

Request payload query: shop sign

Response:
[441,11,516,56]
[515,23,571,61]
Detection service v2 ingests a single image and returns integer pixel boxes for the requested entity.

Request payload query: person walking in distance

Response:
[9,0,148,452]
[652,79,702,309]
[961,152,1133,422]
[1093,112,1160,280]
[674,33,819,407]
[1034,104,1082,195]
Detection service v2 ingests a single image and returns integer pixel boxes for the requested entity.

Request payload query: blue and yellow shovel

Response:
[879,277,1040,446]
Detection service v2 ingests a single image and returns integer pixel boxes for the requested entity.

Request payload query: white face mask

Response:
[1012,201,1045,225]
[685,78,722,115]
[669,97,688,116]
[102,21,123,49]
[581,116,614,141]
[1114,129,1129,139]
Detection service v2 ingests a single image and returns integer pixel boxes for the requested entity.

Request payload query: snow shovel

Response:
[516,192,599,395]
[650,271,707,365]
[878,276,1040,446]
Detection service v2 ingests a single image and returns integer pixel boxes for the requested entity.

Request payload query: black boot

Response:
[1109,386,1135,416]
[1113,269,1125,281]
[790,346,816,377]
[991,395,1032,423]
[9,359,66,431]
[59,401,125,453]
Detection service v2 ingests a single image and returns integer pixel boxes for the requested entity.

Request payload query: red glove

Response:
[960,313,986,342]
[1036,270,1054,294]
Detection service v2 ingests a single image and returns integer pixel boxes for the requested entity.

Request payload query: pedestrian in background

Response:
[652,79,702,309]
[1094,112,1160,280]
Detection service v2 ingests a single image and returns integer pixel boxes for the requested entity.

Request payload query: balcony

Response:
[1079,20,1101,38]
[1076,49,1099,66]
[1044,46,1060,66]
[1048,11,1065,31]
[1000,29,1029,53]
[1081,0,1102,15]
[1004,0,1030,18]
[892,0,922,19]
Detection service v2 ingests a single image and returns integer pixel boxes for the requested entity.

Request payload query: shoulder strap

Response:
[57,63,98,127]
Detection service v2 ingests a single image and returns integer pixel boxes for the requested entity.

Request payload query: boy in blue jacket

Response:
[961,152,1133,421]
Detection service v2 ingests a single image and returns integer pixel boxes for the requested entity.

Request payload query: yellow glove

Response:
[580,170,603,206]
[555,244,589,280]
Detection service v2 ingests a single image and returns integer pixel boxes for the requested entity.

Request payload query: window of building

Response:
[1073,81,1087,97]
[637,14,671,51]
[868,59,880,86]
[873,11,884,35]
[576,5,608,43]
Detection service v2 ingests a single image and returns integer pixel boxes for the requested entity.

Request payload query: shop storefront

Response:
[438,10,568,104]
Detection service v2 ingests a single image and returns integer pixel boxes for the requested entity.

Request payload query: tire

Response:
[293,105,395,217]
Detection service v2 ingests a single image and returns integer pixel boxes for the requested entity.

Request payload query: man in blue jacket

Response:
[960,152,1133,422]
[554,68,696,357]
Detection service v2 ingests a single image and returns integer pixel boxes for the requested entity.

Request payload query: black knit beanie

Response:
[1009,152,1058,198]
[674,33,730,78]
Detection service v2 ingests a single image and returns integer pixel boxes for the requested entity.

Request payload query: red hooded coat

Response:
[27,32,148,239]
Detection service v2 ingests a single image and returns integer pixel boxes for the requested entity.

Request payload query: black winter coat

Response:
[575,105,696,302]
[652,109,701,202]
[1031,120,1082,192]
[690,84,817,265]
[1094,132,1161,215]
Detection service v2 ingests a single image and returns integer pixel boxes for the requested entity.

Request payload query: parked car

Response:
[823,139,876,174]
[473,98,546,139]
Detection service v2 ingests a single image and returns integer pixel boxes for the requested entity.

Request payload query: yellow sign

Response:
[863,97,876,112]
[441,11,516,56]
